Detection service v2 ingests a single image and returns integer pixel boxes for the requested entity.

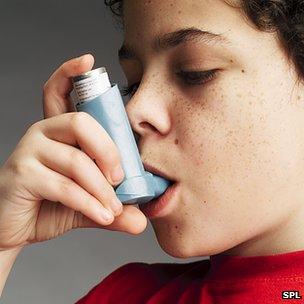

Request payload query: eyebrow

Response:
[118,27,230,60]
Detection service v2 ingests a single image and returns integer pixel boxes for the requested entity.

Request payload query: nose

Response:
[125,76,172,142]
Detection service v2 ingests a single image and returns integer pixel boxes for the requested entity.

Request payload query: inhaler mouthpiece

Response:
[72,67,171,205]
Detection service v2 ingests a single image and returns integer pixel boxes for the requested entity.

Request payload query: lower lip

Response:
[139,182,179,219]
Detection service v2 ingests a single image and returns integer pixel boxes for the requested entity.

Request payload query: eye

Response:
[120,82,140,98]
[120,69,219,98]
[176,69,218,86]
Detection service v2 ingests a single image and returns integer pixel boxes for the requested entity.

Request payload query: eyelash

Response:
[120,69,218,97]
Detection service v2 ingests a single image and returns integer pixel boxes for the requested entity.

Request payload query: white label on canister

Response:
[74,72,111,102]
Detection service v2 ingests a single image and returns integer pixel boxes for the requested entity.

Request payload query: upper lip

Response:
[143,163,176,183]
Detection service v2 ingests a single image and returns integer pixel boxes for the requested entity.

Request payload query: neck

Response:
[219,198,304,257]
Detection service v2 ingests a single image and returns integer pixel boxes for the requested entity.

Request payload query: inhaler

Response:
[72,67,171,205]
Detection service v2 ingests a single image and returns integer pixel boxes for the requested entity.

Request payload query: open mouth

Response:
[143,162,176,184]
[138,181,179,218]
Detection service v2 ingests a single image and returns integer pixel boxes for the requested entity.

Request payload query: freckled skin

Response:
[123,0,304,257]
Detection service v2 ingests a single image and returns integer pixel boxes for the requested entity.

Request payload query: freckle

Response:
[174,138,179,145]
[230,59,234,63]
[178,10,182,14]
[203,200,207,204]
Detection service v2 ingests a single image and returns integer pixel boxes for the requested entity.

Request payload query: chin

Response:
[151,221,240,259]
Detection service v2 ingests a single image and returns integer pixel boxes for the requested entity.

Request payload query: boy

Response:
[1,1,304,302]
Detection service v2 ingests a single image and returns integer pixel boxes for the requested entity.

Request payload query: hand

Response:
[0,54,147,252]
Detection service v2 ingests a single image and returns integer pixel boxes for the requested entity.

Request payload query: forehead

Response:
[119,0,284,82]
[122,0,253,52]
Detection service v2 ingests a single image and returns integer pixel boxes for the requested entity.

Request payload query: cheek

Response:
[157,84,302,256]
[175,80,303,217]
[173,89,228,182]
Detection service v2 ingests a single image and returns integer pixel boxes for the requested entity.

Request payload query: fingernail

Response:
[111,197,123,216]
[111,165,124,184]
[100,208,114,223]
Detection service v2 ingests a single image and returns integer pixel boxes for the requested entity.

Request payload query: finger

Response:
[37,112,125,186]
[28,159,115,226]
[43,54,95,118]
[37,137,123,216]
[73,205,147,235]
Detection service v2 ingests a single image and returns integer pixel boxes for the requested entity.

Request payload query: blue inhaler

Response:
[72,67,171,205]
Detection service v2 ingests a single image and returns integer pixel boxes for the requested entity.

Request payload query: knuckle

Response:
[70,112,90,132]
[27,121,41,134]
[8,160,32,177]
[108,154,122,169]
[70,149,83,162]
[83,195,94,213]
[58,178,74,197]
[102,142,121,165]
[23,123,43,147]
[109,153,123,171]
[69,149,86,169]
[76,194,95,215]
[63,59,79,74]
[112,147,122,163]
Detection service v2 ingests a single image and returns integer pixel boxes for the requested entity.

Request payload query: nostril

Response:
[139,122,158,132]
[133,130,140,144]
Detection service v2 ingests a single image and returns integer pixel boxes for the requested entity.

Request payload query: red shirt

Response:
[76,249,304,303]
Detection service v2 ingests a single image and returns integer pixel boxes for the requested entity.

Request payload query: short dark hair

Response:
[104,0,304,83]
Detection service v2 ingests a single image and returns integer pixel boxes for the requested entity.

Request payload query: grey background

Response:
[0,1,204,303]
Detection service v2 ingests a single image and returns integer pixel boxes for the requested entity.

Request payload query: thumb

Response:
[73,205,148,235]
[43,54,95,118]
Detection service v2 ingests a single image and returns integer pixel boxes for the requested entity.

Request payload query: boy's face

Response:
[121,0,304,257]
